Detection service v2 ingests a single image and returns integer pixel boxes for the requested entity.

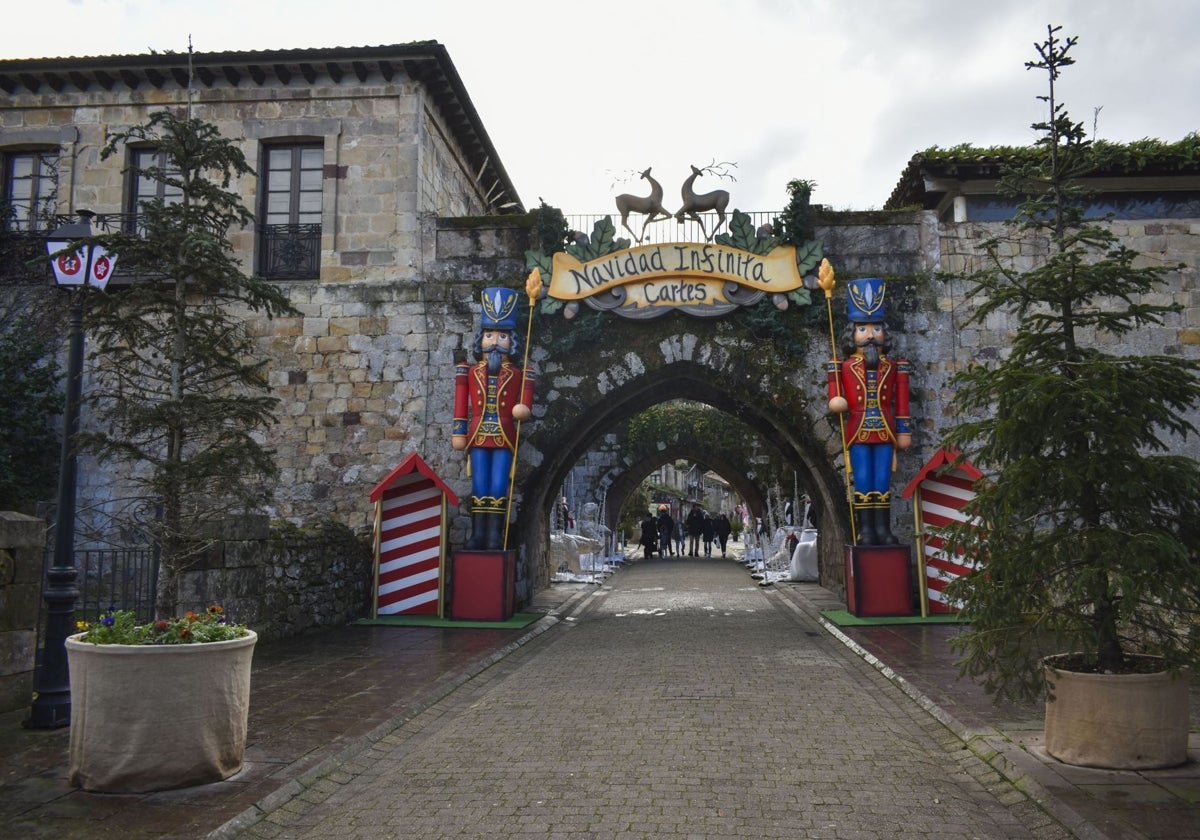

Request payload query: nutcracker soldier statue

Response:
[826,277,912,545]
[452,287,535,550]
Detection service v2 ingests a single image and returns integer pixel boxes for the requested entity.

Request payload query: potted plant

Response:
[941,26,1200,769]
[66,606,257,792]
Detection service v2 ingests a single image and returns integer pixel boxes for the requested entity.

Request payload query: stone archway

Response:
[511,316,851,595]
[424,212,956,609]
[600,442,769,537]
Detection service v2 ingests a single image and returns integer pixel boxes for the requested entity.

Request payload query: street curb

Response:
[814,614,1127,840]
[766,585,1139,840]
[206,586,596,839]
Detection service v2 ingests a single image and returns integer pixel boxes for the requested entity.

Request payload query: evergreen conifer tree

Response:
[83,110,297,618]
[942,26,1200,702]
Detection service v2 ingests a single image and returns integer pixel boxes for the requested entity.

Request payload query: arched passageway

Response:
[600,441,769,536]
[514,346,849,595]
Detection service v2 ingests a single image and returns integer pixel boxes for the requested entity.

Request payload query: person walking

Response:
[685,504,704,556]
[656,505,675,557]
[674,518,685,555]
[639,514,657,559]
[715,512,732,557]
[701,512,715,556]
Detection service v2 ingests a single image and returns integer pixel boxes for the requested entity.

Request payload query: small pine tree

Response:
[82,110,297,618]
[941,26,1200,702]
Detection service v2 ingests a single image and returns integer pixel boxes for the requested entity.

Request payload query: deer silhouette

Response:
[675,164,730,241]
[614,168,673,243]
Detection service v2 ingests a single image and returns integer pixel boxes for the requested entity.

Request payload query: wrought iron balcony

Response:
[0,226,53,285]
[257,223,320,280]
[2,215,323,285]
[1,213,142,286]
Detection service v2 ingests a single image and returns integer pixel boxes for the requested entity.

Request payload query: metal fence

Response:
[257,223,321,279]
[564,210,778,246]
[73,547,159,622]
[1,214,321,284]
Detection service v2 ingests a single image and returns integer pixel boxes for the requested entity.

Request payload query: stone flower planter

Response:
[65,630,257,792]
[1043,653,1190,770]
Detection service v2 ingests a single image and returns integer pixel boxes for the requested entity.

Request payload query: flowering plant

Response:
[75,605,248,645]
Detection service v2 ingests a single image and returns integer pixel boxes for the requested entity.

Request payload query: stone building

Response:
[1,42,1198,632]
[0,42,528,538]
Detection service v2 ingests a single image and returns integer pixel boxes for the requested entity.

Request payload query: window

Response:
[263,145,323,226]
[959,190,1200,222]
[126,147,182,232]
[3,150,58,231]
[258,143,322,279]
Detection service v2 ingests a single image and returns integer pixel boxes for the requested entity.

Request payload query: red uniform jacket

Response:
[453,360,535,450]
[826,354,911,446]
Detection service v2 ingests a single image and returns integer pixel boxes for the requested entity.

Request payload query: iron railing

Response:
[0,213,137,285]
[1,215,323,284]
[40,496,163,626]
[0,228,51,284]
[258,223,321,280]
[4,208,780,286]
[565,210,779,246]
[74,547,160,622]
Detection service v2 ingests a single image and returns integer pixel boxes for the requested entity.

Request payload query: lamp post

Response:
[25,211,115,729]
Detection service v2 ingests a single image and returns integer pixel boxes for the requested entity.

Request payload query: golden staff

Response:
[371,497,382,618]
[503,267,543,550]
[818,259,857,545]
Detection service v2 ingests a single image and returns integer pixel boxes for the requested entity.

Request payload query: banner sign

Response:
[548,242,804,319]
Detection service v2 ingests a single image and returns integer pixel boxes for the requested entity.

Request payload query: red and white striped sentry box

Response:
[369,453,459,617]
[902,449,983,615]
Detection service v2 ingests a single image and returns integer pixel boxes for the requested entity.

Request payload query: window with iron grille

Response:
[258,143,322,280]
[2,149,58,231]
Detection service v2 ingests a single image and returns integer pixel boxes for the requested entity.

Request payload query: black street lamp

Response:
[25,211,116,729]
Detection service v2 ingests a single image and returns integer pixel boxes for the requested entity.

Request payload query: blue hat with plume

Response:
[846,277,887,323]
[480,287,519,330]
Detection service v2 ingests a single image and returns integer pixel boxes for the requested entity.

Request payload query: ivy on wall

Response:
[519,191,925,395]
[522,214,827,362]
[912,135,1200,173]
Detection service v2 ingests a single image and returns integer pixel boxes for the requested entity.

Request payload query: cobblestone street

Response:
[228,557,1069,839]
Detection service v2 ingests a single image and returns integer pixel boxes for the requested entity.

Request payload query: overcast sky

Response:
[2,0,1197,213]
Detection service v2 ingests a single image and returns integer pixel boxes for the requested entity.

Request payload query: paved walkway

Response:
[217,558,1070,839]
[0,583,582,840]
[1,553,1196,839]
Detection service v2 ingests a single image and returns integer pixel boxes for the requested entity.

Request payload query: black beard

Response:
[862,341,881,370]
[484,347,506,374]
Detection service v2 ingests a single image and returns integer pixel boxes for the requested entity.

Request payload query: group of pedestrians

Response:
[638,504,733,558]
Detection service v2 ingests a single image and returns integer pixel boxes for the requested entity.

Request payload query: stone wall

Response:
[175,516,373,643]
[913,217,1200,444]
[0,73,494,285]
[0,512,46,714]
[58,208,1200,613]
[6,193,1200,624]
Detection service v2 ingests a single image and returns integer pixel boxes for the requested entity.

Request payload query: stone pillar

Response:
[0,512,48,713]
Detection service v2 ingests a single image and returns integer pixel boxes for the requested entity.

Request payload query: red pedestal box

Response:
[450,550,516,621]
[845,545,913,617]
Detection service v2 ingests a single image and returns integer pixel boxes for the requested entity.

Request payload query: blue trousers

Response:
[469,446,513,504]
[849,442,893,499]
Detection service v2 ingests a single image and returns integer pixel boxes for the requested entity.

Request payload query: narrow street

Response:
[231,557,1068,839]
